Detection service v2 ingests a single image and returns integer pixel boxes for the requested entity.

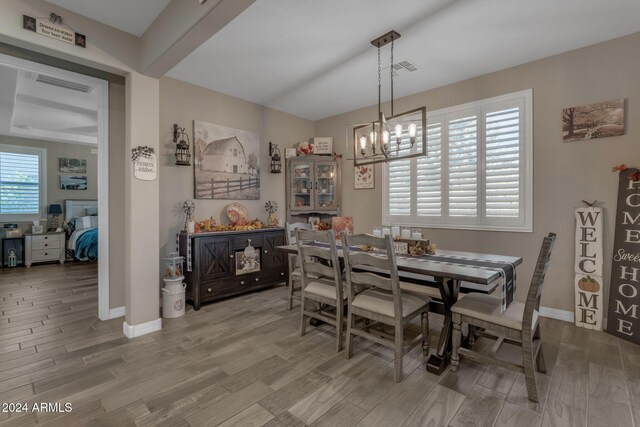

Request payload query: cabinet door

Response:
[262,231,287,270]
[314,161,338,211]
[196,236,234,282]
[290,160,313,211]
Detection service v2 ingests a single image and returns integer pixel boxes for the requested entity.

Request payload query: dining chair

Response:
[286,222,312,310]
[451,232,557,402]
[296,228,345,352]
[342,233,431,382]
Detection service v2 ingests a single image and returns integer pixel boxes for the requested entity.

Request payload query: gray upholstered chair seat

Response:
[451,293,539,331]
[352,288,429,318]
[304,279,348,301]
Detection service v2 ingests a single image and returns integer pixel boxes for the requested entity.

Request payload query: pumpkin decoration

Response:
[578,275,600,293]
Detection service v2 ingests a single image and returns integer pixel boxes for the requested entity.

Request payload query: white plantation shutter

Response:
[383,89,532,232]
[447,115,478,218]
[485,107,520,218]
[416,122,442,217]
[387,158,411,215]
[0,146,45,217]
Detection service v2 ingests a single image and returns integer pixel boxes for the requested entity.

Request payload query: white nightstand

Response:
[24,231,65,267]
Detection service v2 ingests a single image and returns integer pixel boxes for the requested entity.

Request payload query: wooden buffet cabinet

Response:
[179,228,288,310]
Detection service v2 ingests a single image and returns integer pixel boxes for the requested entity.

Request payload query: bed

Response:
[64,199,99,261]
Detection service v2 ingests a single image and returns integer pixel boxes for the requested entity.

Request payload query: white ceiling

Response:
[45,0,171,37]
[0,63,99,145]
[36,0,640,120]
[167,0,640,120]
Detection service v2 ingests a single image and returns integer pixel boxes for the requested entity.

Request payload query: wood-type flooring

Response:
[0,262,636,426]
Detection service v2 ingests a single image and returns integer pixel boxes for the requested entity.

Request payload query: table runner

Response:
[417,253,516,310]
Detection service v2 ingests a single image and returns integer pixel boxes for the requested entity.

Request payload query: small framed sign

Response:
[394,241,408,255]
[285,148,297,158]
[313,137,333,155]
[131,146,157,181]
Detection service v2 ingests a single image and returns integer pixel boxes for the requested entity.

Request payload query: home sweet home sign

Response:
[607,168,640,343]
[574,206,604,330]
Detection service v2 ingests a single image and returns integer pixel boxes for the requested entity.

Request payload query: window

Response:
[0,145,46,219]
[383,90,532,232]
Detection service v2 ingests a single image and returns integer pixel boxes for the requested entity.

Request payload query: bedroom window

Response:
[382,89,533,232]
[0,145,46,220]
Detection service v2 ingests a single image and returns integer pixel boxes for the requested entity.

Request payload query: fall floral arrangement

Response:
[612,163,640,181]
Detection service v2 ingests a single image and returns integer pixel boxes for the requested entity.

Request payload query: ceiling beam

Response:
[139,0,255,78]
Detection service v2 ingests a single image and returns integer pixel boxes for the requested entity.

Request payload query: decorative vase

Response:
[186,221,195,233]
[267,213,278,226]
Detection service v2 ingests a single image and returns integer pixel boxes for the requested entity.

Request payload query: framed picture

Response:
[285,148,297,158]
[355,165,374,189]
[60,175,87,190]
[59,158,86,173]
[313,137,333,155]
[562,99,625,142]
[193,120,260,200]
[235,249,261,275]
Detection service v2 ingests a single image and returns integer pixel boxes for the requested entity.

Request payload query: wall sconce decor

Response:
[268,142,282,173]
[352,30,427,166]
[173,124,192,166]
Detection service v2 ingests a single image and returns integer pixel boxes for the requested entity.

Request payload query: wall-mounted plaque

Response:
[607,168,640,342]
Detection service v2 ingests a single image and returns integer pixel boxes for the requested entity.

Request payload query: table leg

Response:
[427,277,460,374]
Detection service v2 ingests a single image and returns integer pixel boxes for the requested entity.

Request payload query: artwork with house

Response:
[193,120,260,199]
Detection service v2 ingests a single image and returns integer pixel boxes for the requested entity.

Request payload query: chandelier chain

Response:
[391,39,394,117]
[377,46,381,117]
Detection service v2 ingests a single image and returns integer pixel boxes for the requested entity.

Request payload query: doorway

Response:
[0,53,111,320]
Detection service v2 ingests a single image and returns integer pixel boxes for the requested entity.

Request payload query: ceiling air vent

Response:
[33,74,93,93]
[392,60,418,73]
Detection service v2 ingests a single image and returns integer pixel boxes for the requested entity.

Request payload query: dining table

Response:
[276,241,522,375]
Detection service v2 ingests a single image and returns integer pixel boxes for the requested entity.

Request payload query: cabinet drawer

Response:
[31,235,60,247]
[31,249,59,262]
[234,235,262,249]
[32,239,60,250]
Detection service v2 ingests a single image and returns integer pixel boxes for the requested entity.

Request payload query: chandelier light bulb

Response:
[382,130,390,145]
[395,123,403,138]
[359,135,367,150]
[408,122,417,138]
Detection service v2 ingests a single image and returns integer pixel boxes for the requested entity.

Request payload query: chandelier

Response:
[353,30,427,166]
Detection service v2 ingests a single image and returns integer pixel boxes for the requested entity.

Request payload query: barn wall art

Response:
[193,120,260,200]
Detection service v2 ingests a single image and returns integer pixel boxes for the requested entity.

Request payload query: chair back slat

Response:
[296,229,342,300]
[342,233,402,315]
[347,251,390,271]
[523,233,557,332]
[301,261,336,280]
[348,271,393,292]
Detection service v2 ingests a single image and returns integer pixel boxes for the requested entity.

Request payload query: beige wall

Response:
[0,135,97,226]
[159,77,314,259]
[315,32,640,314]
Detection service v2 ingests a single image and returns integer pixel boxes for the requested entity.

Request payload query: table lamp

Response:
[48,204,63,230]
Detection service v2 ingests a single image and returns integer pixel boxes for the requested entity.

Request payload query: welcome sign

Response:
[607,168,640,343]
[574,206,603,330]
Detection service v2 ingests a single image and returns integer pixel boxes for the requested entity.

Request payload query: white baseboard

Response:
[539,306,574,323]
[108,306,125,319]
[123,318,162,338]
